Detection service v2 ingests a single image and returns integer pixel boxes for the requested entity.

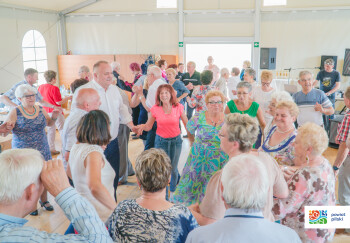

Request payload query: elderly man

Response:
[186,154,301,243]
[0,149,112,242]
[0,68,57,110]
[72,60,136,199]
[61,88,101,167]
[78,65,92,81]
[180,61,201,123]
[293,70,334,127]
[131,66,166,150]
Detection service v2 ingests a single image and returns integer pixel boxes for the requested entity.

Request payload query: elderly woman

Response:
[259,101,299,180]
[111,62,131,92]
[38,70,71,155]
[240,60,251,81]
[107,148,198,242]
[78,65,92,81]
[67,110,116,225]
[273,123,335,243]
[186,70,214,113]
[172,90,229,205]
[225,81,266,138]
[166,68,190,105]
[266,91,294,134]
[251,70,275,129]
[138,84,188,197]
[214,68,229,97]
[189,113,288,225]
[5,84,60,215]
[158,59,168,79]
[204,56,220,82]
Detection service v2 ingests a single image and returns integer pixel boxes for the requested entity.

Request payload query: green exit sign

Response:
[254,42,259,48]
[179,42,183,47]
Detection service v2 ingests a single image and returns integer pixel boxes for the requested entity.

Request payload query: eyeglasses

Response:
[23,94,35,99]
[237,92,249,95]
[208,101,223,105]
[325,62,334,66]
[261,82,271,86]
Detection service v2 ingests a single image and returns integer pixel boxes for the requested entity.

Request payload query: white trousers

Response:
[47,112,65,151]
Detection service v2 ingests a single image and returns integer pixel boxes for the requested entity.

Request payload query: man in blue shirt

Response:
[186,154,301,243]
[0,148,112,243]
[0,68,55,110]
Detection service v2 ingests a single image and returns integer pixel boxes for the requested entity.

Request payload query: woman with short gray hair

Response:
[213,68,229,96]
[225,81,266,146]
[107,148,198,242]
[5,83,60,216]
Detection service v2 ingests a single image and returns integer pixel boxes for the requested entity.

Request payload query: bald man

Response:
[61,88,101,167]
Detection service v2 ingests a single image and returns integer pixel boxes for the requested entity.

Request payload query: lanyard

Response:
[224,215,264,219]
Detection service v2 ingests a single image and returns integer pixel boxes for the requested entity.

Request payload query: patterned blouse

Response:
[107,199,198,243]
[187,85,212,112]
[272,159,336,243]
[259,126,297,166]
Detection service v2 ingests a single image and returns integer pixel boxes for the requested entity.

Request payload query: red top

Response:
[38,83,62,113]
[151,103,184,138]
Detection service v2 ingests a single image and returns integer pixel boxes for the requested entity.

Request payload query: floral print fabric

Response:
[187,85,212,113]
[272,159,336,243]
[172,111,228,205]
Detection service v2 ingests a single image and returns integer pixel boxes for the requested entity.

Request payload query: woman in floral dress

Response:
[273,123,335,243]
[172,90,228,205]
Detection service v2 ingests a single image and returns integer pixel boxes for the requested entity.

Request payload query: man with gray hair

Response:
[61,88,101,167]
[132,66,166,149]
[0,149,112,242]
[293,70,334,127]
[0,68,57,110]
[186,154,301,243]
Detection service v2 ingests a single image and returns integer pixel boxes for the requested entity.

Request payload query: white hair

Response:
[15,84,37,99]
[220,68,229,77]
[221,154,269,210]
[78,65,90,74]
[0,149,44,204]
[271,91,293,103]
[110,62,121,71]
[148,66,162,79]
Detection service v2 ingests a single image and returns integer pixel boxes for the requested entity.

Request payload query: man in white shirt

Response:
[71,61,136,199]
[227,67,241,100]
[61,88,101,168]
[131,66,166,149]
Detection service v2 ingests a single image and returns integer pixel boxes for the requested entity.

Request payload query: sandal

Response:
[40,200,54,211]
[30,210,38,216]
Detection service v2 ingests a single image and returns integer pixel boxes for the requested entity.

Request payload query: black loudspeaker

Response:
[260,48,276,70]
[343,49,350,76]
[320,55,337,70]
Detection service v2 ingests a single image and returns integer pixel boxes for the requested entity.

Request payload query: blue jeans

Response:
[186,102,195,120]
[155,135,182,192]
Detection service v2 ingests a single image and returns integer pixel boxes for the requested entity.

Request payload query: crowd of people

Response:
[0,56,346,242]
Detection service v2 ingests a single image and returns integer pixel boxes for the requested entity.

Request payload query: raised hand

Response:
[314,102,324,113]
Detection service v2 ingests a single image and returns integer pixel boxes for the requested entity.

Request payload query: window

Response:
[157,0,177,8]
[22,30,48,85]
[264,0,287,6]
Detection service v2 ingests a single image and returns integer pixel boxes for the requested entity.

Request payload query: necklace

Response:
[208,113,223,127]
[21,105,36,116]
[276,126,294,134]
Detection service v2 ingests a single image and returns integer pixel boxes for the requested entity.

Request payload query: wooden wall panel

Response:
[58,54,178,88]
[57,55,115,87]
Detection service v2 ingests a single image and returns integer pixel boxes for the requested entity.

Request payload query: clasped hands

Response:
[134,124,145,136]
[0,121,15,135]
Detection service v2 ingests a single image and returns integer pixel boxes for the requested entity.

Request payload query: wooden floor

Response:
[24,131,350,242]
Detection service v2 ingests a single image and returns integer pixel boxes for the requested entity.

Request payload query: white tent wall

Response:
[261,10,350,86]
[65,14,178,55]
[0,7,59,92]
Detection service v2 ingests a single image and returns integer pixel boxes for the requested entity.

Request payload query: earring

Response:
[306,155,309,165]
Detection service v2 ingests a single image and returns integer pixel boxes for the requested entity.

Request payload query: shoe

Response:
[30,210,38,216]
[50,150,60,155]
[40,200,54,211]
[131,133,137,137]
[183,134,188,138]
[132,136,140,140]
[128,171,135,176]
[118,181,127,186]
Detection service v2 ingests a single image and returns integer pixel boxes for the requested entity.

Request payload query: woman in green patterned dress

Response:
[171,90,228,205]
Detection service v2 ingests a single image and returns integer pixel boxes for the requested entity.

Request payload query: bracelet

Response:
[283,166,288,172]
[333,165,339,171]
[139,96,144,101]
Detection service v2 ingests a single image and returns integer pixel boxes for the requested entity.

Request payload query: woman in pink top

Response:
[138,84,188,197]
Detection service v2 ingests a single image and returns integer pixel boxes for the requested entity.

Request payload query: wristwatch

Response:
[139,96,144,101]
[333,165,339,171]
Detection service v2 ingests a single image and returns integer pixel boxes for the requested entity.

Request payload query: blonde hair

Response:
[297,122,329,156]
[243,60,251,68]
[166,68,176,76]
[225,113,259,152]
[135,148,172,192]
[205,90,226,104]
[260,70,273,82]
[276,101,299,118]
